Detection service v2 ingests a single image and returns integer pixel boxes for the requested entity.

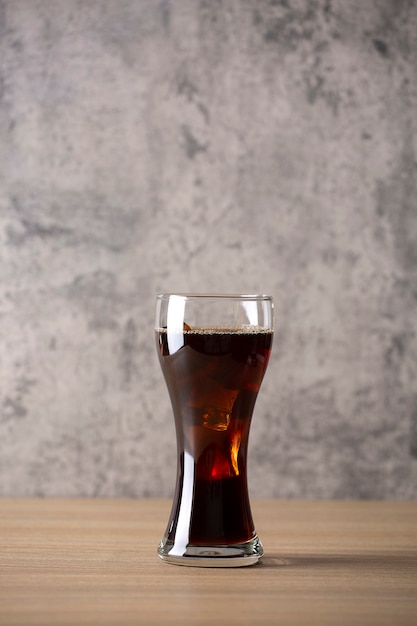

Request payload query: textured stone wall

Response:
[1,0,416,498]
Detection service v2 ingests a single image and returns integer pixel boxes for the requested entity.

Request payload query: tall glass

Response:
[155,294,273,567]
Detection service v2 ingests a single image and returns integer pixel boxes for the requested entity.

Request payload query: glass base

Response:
[157,535,264,568]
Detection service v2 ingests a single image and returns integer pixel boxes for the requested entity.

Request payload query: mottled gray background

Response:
[1,0,416,499]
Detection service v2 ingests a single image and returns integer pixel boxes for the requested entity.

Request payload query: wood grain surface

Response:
[0,499,416,625]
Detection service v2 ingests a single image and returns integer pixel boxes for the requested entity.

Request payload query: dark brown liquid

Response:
[156,327,273,546]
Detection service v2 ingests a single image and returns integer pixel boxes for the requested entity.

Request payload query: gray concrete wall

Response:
[1,0,416,498]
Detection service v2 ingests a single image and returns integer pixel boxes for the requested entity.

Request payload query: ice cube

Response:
[202,406,231,431]
[201,388,238,431]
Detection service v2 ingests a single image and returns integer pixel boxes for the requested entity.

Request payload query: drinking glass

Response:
[155,294,274,567]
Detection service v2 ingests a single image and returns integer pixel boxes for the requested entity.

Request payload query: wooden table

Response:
[1,499,416,625]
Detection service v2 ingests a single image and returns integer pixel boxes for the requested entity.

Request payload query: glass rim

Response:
[156,293,273,301]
